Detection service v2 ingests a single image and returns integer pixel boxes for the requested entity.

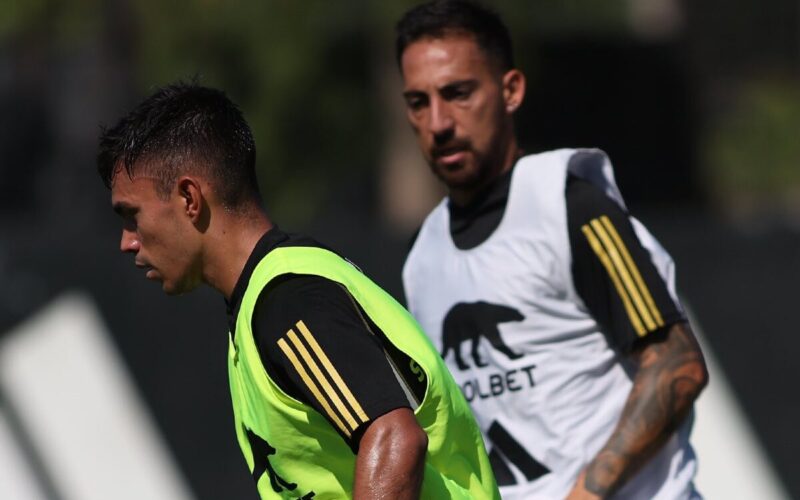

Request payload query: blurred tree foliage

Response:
[0,0,104,47]
[0,0,631,223]
[498,0,628,37]
[128,0,628,223]
[132,1,382,224]
[706,77,800,214]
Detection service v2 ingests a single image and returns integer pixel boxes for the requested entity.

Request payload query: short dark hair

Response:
[395,0,514,71]
[97,81,259,208]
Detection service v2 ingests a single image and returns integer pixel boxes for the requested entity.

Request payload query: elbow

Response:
[693,356,709,396]
[687,332,709,399]
[680,355,709,404]
[673,322,709,401]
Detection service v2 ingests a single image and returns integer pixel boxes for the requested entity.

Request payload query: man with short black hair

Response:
[99,81,500,499]
[397,1,708,498]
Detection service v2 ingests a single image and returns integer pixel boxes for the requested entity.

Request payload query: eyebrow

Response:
[403,78,478,97]
[402,89,426,99]
[441,79,478,91]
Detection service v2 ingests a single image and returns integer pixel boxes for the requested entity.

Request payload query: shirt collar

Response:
[225,226,288,334]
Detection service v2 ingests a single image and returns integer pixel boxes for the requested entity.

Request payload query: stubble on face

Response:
[401,34,517,205]
[430,103,509,192]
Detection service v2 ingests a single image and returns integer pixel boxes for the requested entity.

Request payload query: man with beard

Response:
[397,1,708,498]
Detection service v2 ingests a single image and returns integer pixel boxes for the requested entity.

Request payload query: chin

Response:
[438,170,482,191]
[433,159,478,184]
[162,280,200,296]
[160,279,181,296]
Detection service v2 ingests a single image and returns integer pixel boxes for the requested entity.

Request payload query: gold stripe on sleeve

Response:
[590,218,657,332]
[295,320,369,424]
[599,216,664,327]
[582,224,647,336]
[277,337,351,437]
[286,330,360,431]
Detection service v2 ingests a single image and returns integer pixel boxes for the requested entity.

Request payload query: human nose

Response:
[120,228,140,253]
[429,98,454,137]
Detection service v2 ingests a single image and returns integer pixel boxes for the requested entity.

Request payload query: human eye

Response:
[124,213,139,231]
[404,93,428,112]
[114,205,138,230]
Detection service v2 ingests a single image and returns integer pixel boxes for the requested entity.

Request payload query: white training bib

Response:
[403,149,697,499]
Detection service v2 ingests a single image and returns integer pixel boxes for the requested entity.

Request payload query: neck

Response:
[450,137,520,207]
[203,207,273,300]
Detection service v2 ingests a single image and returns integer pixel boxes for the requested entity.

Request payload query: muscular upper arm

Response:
[630,321,708,397]
[354,407,428,500]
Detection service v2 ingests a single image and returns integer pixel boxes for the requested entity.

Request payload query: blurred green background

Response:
[3,0,799,225]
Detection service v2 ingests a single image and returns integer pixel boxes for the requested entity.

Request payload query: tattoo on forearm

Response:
[583,323,707,497]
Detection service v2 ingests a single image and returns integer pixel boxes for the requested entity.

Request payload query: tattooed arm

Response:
[565,321,708,499]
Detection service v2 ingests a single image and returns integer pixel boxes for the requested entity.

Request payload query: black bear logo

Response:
[246,428,316,497]
[441,301,524,370]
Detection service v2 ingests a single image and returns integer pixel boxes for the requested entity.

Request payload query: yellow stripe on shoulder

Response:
[295,320,369,424]
[590,218,657,332]
[277,337,352,437]
[285,329,360,432]
[581,223,647,336]
[599,216,664,327]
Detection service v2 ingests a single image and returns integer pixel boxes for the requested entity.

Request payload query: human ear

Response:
[502,69,526,114]
[177,176,204,222]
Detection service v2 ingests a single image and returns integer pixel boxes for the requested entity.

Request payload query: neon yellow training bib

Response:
[228,246,500,499]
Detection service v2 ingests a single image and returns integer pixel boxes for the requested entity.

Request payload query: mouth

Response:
[432,144,470,169]
[135,262,159,280]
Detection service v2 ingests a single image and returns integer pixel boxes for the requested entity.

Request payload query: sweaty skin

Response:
[565,322,708,499]
[354,407,428,500]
